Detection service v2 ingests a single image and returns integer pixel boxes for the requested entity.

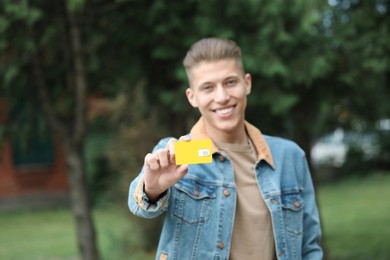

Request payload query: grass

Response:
[0,208,77,260]
[0,206,154,260]
[0,172,389,259]
[317,172,390,259]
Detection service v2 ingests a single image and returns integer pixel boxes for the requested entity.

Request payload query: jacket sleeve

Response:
[301,155,324,260]
[128,138,171,219]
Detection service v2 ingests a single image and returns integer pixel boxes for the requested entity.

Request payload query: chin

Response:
[215,121,241,133]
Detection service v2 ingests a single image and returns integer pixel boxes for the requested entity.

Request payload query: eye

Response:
[225,78,237,87]
[201,84,213,92]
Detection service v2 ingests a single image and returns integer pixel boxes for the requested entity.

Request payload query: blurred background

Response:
[0,0,389,259]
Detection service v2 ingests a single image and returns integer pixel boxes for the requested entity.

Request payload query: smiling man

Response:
[185,58,251,144]
[128,38,323,260]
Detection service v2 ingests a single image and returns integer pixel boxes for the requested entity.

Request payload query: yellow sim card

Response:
[174,139,213,165]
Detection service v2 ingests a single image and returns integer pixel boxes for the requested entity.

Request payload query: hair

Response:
[183,37,244,74]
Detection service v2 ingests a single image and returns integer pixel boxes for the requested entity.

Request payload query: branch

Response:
[66,9,87,148]
[27,0,69,142]
[32,52,69,141]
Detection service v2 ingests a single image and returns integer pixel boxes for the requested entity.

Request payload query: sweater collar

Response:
[190,117,275,169]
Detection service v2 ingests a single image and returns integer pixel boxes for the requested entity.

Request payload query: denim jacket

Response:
[128,118,323,260]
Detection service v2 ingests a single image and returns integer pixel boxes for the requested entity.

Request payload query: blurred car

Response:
[311,128,380,168]
[311,128,347,167]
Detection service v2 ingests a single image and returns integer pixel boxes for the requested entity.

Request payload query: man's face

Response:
[186,59,252,140]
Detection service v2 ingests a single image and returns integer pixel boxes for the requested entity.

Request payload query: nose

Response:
[214,86,230,103]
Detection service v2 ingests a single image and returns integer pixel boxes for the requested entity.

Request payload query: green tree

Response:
[323,0,390,127]
[1,0,99,259]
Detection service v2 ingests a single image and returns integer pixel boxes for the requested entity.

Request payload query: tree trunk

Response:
[65,143,100,260]
[65,3,101,259]
[31,1,101,258]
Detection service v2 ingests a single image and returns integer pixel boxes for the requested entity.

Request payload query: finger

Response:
[175,164,188,181]
[144,153,160,171]
[178,164,188,175]
[167,138,177,162]
[169,136,191,162]
[157,149,169,168]
[178,135,191,142]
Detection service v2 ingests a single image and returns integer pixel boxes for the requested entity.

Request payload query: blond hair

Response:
[183,38,244,73]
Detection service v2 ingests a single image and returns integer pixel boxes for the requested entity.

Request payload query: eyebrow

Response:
[198,81,213,89]
[225,76,239,81]
[194,71,242,89]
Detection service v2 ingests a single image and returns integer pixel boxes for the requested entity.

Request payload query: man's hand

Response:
[143,136,190,202]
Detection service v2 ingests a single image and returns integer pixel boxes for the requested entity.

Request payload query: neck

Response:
[205,122,248,145]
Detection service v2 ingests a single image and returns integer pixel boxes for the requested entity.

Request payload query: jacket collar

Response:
[190,117,275,169]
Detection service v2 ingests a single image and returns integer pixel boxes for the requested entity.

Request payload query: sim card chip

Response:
[198,149,210,157]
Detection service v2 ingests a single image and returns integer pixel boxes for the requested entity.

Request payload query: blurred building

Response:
[0,100,69,211]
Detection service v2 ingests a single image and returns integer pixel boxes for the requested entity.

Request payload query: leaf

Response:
[3,66,18,86]
[67,0,85,12]
[271,94,299,115]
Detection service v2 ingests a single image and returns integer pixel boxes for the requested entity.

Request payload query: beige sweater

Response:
[215,140,275,260]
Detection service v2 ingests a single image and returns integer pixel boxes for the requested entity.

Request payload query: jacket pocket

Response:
[173,178,216,224]
[281,190,304,236]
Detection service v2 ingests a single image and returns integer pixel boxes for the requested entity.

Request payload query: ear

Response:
[186,88,198,108]
[244,73,252,95]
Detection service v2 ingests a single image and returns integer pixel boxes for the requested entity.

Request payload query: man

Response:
[128,37,323,260]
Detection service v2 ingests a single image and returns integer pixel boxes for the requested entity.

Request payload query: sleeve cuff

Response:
[133,177,170,212]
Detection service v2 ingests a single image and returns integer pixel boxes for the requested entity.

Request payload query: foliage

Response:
[2,0,388,155]
[323,0,390,128]
[106,85,164,251]
[82,0,389,153]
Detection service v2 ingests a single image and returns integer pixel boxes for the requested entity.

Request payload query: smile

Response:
[213,106,235,116]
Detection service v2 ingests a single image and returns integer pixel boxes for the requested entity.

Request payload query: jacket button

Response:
[294,196,300,208]
[218,155,224,162]
[223,189,230,197]
[218,242,224,249]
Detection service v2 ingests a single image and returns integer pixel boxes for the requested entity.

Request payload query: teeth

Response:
[216,107,233,115]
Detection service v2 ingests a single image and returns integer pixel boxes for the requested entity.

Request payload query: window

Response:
[12,136,55,167]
